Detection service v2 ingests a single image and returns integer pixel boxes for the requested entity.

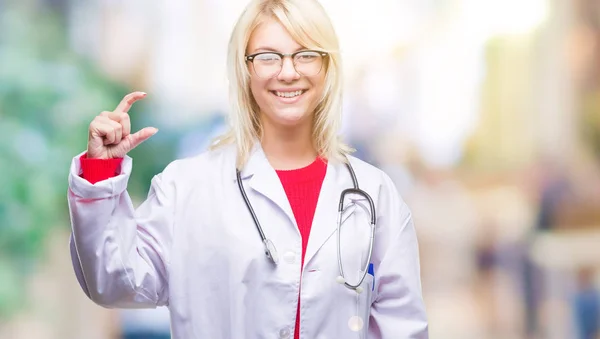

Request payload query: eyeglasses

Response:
[245,50,328,79]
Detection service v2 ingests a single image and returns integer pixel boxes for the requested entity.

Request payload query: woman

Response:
[68,0,429,338]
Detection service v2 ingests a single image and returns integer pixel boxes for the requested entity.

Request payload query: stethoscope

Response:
[236,160,377,293]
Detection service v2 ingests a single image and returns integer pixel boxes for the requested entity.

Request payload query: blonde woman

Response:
[68,0,428,338]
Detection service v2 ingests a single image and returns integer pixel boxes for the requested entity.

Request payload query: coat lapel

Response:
[303,160,352,268]
[237,144,298,234]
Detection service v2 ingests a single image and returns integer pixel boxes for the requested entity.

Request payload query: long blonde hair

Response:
[210,0,353,169]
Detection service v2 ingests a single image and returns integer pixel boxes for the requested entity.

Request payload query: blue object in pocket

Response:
[368,263,374,291]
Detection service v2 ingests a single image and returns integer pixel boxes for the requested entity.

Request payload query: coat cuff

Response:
[69,151,132,199]
[80,152,124,184]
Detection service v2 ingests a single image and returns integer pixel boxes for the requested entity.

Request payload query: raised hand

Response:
[87,91,158,159]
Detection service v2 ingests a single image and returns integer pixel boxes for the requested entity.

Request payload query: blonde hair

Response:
[210,0,353,169]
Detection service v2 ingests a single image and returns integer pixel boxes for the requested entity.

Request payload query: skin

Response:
[246,18,327,170]
[87,92,157,159]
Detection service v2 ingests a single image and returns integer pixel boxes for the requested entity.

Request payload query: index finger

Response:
[114,91,147,113]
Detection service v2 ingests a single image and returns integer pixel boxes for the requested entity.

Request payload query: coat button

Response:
[279,327,291,338]
[283,251,296,264]
[348,316,364,332]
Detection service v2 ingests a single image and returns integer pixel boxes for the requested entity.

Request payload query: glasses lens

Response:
[253,53,282,78]
[294,51,324,76]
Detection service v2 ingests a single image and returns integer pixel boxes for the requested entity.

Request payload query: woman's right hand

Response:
[87,91,158,159]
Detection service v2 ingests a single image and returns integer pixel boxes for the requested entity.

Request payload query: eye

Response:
[295,51,320,63]
[254,53,281,64]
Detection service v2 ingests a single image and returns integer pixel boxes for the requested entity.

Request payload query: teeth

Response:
[275,90,303,98]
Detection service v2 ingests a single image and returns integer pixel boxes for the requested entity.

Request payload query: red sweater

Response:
[80,154,327,339]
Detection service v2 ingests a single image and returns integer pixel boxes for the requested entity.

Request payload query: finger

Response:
[102,125,117,145]
[127,127,158,150]
[92,116,120,145]
[90,116,118,145]
[100,111,126,127]
[90,116,113,138]
[106,119,123,144]
[92,121,116,145]
[102,110,123,122]
[120,113,131,137]
[114,91,147,113]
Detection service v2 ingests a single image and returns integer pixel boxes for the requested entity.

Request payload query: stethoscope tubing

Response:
[337,162,377,290]
[236,159,376,291]
[236,170,279,263]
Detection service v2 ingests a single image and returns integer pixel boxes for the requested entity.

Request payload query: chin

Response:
[276,108,309,124]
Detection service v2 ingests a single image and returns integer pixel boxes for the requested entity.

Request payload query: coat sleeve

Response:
[368,173,429,338]
[67,151,176,309]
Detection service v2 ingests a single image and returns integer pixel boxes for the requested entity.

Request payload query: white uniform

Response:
[68,143,428,338]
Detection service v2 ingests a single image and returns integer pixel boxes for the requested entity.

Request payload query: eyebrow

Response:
[250,46,307,54]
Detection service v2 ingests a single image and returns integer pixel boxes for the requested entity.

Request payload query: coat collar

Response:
[232,143,298,235]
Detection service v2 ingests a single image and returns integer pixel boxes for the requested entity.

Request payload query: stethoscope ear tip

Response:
[336,276,345,284]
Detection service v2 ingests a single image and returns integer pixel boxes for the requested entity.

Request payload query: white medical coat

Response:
[68,143,428,338]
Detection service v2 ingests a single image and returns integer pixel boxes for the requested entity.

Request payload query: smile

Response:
[271,90,306,98]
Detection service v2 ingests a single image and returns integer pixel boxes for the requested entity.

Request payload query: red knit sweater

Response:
[79,154,327,339]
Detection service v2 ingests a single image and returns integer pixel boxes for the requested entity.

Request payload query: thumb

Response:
[126,127,158,151]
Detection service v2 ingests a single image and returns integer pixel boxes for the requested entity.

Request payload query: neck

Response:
[260,119,317,170]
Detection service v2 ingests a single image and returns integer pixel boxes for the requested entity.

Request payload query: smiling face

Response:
[246,18,327,131]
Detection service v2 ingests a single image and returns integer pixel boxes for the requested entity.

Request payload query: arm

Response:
[369,174,429,338]
[68,152,174,309]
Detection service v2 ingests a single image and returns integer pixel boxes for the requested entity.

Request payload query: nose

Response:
[277,57,300,82]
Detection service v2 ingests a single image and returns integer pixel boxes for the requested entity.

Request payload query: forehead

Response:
[247,18,304,53]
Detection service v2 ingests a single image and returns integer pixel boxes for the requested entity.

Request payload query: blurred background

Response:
[1,0,600,338]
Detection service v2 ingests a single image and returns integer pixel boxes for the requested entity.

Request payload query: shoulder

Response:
[157,144,237,184]
[346,155,397,191]
[345,155,408,210]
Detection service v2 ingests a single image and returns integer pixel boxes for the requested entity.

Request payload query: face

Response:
[246,19,326,130]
